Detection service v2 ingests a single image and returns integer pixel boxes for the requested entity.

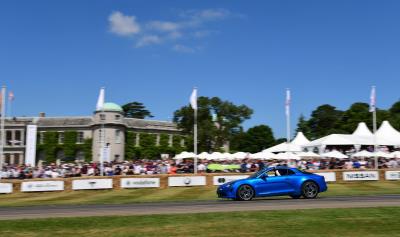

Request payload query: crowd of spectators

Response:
[0,156,399,179]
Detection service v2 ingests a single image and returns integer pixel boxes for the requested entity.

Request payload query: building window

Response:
[4,154,10,165]
[115,115,121,121]
[14,153,20,165]
[77,132,84,144]
[98,129,103,143]
[15,130,21,146]
[115,130,121,144]
[58,132,64,144]
[6,130,12,146]
[100,114,106,120]
[39,132,45,144]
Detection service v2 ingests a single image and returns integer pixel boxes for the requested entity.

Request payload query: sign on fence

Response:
[72,179,113,190]
[120,178,160,188]
[314,172,336,182]
[168,176,206,187]
[385,171,400,180]
[21,181,64,192]
[0,183,13,194]
[343,171,379,181]
[213,175,249,185]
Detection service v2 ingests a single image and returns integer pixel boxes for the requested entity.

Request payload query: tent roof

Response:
[297,151,321,158]
[352,150,374,157]
[291,132,310,145]
[321,150,348,159]
[305,134,355,147]
[375,121,400,145]
[263,142,303,153]
[275,152,301,160]
[352,122,373,137]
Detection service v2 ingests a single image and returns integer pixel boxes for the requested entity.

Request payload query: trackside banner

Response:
[213,175,249,185]
[120,178,160,188]
[314,172,336,182]
[343,171,379,181]
[385,171,400,180]
[21,181,64,192]
[168,176,206,187]
[72,179,113,190]
[0,183,13,194]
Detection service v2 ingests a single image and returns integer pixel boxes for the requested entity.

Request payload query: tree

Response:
[173,96,253,152]
[122,102,153,119]
[389,101,400,130]
[307,104,344,139]
[296,114,312,139]
[231,125,275,153]
[340,102,371,133]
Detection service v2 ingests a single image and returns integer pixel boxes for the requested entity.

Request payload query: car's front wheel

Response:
[301,181,319,199]
[236,184,254,201]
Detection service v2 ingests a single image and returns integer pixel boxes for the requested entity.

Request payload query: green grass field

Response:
[0,207,400,237]
[0,181,399,207]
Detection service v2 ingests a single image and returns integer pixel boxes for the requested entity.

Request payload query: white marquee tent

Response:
[274,152,301,160]
[249,151,277,160]
[304,121,400,152]
[375,121,400,146]
[321,150,348,159]
[352,150,374,157]
[263,132,310,153]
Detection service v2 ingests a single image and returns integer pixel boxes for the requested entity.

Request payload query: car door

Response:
[274,168,296,194]
[253,169,292,196]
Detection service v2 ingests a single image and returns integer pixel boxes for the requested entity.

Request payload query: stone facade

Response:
[2,103,182,165]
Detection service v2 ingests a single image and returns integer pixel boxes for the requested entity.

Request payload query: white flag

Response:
[96,87,105,111]
[369,86,376,112]
[190,88,197,110]
[285,89,291,116]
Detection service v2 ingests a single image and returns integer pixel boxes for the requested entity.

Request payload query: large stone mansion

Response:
[3,102,183,165]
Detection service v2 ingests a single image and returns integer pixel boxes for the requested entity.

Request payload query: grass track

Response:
[0,181,399,207]
[0,207,400,236]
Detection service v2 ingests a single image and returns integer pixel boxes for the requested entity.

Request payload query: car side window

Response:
[276,169,295,176]
[266,170,276,177]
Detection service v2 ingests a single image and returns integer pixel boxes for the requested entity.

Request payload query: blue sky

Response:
[1,0,400,138]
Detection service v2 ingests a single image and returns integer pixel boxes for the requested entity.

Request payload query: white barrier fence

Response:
[168,176,206,187]
[343,171,379,181]
[72,179,113,190]
[314,172,336,182]
[385,171,400,180]
[21,181,64,192]
[0,183,13,194]
[0,171,399,194]
[121,178,160,188]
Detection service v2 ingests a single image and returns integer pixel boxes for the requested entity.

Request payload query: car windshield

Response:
[249,168,269,179]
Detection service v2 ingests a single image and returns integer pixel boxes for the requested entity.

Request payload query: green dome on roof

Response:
[99,102,123,112]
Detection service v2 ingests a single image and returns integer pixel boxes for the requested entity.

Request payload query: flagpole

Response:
[373,107,378,169]
[0,86,6,172]
[286,89,291,144]
[190,87,198,174]
[96,87,105,176]
[371,86,378,170]
[194,105,198,174]
[286,88,291,155]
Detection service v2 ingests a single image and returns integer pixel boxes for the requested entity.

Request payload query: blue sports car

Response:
[217,166,327,201]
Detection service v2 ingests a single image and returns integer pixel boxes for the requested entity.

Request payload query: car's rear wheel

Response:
[236,184,254,201]
[301,181,319,199]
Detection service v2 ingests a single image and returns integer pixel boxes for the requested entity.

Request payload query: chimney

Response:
[39,112,46,118]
